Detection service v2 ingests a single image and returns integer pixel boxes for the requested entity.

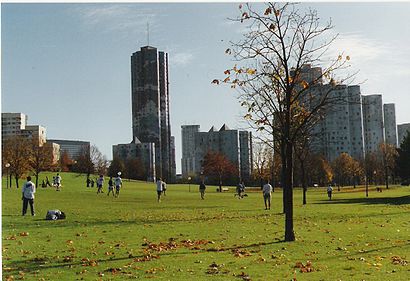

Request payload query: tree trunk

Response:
[281,143,286,214]
[301,160,307,205]
[9,174,13,188]
[15,175,20,188]
[284,141,295,242]
[384,165,389,189]
[35,172,39,189]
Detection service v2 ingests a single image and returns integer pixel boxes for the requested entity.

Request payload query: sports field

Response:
[2,172,409,280]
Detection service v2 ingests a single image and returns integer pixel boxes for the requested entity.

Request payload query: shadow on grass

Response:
[322,241,410,262]
[3,211,283,231]
[314,195,410,206]
[4,240,284,275]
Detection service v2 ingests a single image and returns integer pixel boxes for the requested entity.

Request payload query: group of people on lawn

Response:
[25,171,342,216]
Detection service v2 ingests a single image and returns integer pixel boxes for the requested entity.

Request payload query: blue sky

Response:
[2,3,410,173]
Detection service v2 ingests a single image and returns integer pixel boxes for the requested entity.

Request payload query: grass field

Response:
[2,172,410,281]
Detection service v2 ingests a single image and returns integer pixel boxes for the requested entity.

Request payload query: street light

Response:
[5,163,10,189]
[188,176,191,192]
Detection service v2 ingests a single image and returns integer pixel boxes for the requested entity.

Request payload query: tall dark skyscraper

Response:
[131,46,173,181]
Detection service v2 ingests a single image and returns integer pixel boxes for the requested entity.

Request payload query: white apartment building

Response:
[181,125,200,178]
[383,103,398,147]
[2,112,46,146]
[362,95,384,154]
[1,112,27,138]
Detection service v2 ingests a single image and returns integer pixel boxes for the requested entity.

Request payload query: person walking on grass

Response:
[199,181,206,200]
[107,176,115,197]
[156,178,164,202]
[162,180,167,196]
[55,173,62,191]
[22,176,36,216]
[114,172,122,198]
[96,175,104,194]
[327,184,333,200]
[262,181,273,210]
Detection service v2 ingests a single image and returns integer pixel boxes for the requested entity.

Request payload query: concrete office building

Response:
[44,142,61,165]
[181,125,200,178]
[183,124,252,181]
[2,112,46,146]
[383,103,398,147]
[362,95,384,153]
[1,112,27,139]
[47,139,90,160]
[347,86,365,160]
[398,123,410,146]
[21,125,47,147]
[307,82,365,162]
[130,45,175,181]
[113,138,156,180]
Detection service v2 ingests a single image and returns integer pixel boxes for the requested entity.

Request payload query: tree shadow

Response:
[314,195,410,206]
[4,240,284,275]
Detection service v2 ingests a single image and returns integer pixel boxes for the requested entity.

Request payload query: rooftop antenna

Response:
[147,22,150,46]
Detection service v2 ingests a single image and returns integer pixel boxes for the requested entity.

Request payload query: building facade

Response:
[130,46,174,181]
[47,139,90,160]
[398,123,410,146]
[182,124,253,182]
[383,103,398,147]
[181,125,200,178]
[309,84,365,162]
[1,112,27,139]
[112,138,156,181]
[362,95,384,154]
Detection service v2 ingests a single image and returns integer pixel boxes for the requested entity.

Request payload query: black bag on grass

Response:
[46,210,66,220]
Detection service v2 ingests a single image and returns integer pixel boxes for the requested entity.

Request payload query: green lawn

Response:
[2,172,409,280]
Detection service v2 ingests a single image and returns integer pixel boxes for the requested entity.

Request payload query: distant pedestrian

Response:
[156,178,164,202]
[45,176,51,187]
[55,173,62,191]
[96,175,104,194]
[22,176,36,216]
[262,181,273,210]
[107,177,115,197]
[41,179,46,188]
[199,181,206,200]
[114,172,122,198]
[86,177,91,187]
[90,179,95,188]
[327,184,333,200]
[162,180,167,196]
[236,181,246,198]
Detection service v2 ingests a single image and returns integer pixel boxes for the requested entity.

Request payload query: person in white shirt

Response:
[156,178,164,202]
[22,176,36,216]
[55,173,62,191]
[96,175,104,194]
[262,181,273,210]
[114,173,122,198]
[327,184,333,200]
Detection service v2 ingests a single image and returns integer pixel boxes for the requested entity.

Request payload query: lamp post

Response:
[5,163,10,189]
[188,176,191,192]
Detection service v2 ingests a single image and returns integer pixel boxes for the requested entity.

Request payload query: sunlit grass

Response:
[2,172,409,280]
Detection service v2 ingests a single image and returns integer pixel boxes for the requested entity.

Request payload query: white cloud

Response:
[72,5,159,33]
[170,52,194,66]
[329,32,390,62]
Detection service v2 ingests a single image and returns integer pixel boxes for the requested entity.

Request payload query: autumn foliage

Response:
[202,151,238,185]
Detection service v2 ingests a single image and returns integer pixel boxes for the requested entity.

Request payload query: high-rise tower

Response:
[131,46,173,180]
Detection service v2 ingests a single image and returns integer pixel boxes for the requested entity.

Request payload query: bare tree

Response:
[29,141,55,188]
[253,142,274,187]
[379,143,398,189]
[216,3,353,241]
